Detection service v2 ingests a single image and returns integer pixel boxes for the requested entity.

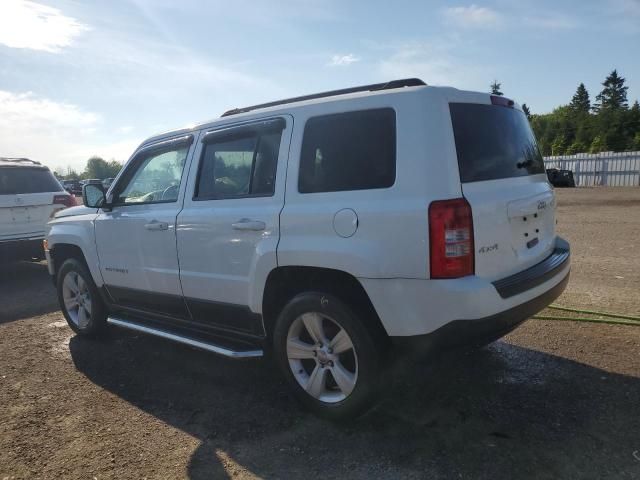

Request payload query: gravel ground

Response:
[1,187,639,479]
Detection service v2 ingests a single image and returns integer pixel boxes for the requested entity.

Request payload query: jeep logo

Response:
[537,200,547,210]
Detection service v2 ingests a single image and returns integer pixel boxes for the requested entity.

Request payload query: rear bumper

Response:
[492,244,570,298]
[359,236,571,337]
[0,236,45,262]
[391,270,569,355]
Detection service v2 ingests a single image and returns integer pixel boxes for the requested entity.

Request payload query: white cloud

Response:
[0,90,99,126]
[328,53,360,66]
[524,15,577,29]
[0,0,88,53]
[117,125,134,135]
[0,90,138,170]
[605,0,640,32]
[443,4,502,28]
[443,4,579,31]
[377,41,488,89]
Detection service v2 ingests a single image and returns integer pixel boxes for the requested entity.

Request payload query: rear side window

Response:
[449,103,544,183]
[299,108,396,193]
[0,167,63,194]
[195,122,284,200]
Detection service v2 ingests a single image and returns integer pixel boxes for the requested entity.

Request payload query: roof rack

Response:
[0,157,41,165]
[221,78,426,117]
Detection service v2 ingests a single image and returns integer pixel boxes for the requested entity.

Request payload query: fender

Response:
[46,211,103,287]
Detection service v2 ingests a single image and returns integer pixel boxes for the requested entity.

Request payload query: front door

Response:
[177,117,292,335]
[95,135,195,317]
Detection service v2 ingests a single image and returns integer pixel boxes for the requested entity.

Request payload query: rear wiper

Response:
[517,159,533,169]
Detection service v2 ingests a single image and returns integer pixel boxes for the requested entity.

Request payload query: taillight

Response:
[53,194,75,208]
[429,198,474,279]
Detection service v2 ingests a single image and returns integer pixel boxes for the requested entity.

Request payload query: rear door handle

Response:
[144,220,169,231]
[232,219,266,231]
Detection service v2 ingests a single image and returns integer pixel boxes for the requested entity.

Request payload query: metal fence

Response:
[543,151,640,187]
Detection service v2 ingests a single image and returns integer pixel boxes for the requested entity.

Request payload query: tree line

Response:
[492,70,640,156]
[55,156,122,180]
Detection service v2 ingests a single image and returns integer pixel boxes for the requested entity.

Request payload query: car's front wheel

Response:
[273,292,382,419]
[57,258,107,337]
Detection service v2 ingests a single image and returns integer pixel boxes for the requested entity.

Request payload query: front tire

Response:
[56,258,107,337]
[273,292,382,420]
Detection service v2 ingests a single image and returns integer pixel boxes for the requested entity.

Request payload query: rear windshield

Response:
[0,167,63,194]
[449,103,545,183]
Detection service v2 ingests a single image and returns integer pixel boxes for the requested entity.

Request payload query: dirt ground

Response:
[1,188,639,479]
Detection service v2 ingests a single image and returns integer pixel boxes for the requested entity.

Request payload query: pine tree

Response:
[569,83,590,113]
[594,69,628,112]
[522,103,531,119]
[490,80,503,96]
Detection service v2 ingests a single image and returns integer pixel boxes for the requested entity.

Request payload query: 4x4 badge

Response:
[478,243,498,254]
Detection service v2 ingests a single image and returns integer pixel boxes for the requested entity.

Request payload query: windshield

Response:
[449,103,545,183]
[0,167,63,194]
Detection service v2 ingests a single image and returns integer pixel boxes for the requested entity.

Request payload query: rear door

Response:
[448,96,555,281]
[176,116,291,335]
[0,166,64,241]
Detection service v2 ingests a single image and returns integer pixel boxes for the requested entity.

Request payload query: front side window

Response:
[299,108,396,193]
[195,125,283,200]
[115,146,189,204]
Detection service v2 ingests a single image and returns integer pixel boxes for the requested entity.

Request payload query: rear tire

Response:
[56,258,107,337]
[273,292,382,420]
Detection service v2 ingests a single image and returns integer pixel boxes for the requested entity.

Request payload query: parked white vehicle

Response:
[1,158,74,262]
[45,79,570,418]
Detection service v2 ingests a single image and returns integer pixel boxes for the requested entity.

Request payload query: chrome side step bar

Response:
[107,317,263,359]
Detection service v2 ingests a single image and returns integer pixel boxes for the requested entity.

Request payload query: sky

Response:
[0,0,639,172]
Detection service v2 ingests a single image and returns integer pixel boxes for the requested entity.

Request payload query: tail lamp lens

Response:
[429,198,474,278]
[53,194,76,208]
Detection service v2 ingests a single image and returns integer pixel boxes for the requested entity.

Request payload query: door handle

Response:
[232,219,266,231]
[144,220,169,231]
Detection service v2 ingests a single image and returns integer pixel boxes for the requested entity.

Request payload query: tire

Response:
[273,292,382,420]
[56,258,107,337]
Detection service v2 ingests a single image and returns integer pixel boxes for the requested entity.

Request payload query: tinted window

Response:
[116,146,189,204]
[299,108,396,193]
[0,167,63,194]
[195,128,282,200]
[449,103,545,183]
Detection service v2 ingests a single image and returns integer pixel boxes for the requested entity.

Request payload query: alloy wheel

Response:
[286,312,358,403]
[61,270,92,329]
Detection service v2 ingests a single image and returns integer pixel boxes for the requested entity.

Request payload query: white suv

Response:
[1,158,75,262]
[45,79,570,418]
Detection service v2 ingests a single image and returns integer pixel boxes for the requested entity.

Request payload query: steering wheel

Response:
[161,184,179,200]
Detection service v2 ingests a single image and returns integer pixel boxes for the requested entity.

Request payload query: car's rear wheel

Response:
[57,258,107,337]
[273,292,382,419]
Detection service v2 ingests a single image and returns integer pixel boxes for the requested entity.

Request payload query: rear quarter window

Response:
[0,167,63,194]
[449,103,545,183]
[299,108,396,193]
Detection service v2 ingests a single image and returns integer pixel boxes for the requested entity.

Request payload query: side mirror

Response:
[82,183,107,208]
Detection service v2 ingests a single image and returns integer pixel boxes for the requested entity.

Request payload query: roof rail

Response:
[221,78,426,117]
[0,157,41,165]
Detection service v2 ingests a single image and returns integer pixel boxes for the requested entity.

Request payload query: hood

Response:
[54,205,99,218]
